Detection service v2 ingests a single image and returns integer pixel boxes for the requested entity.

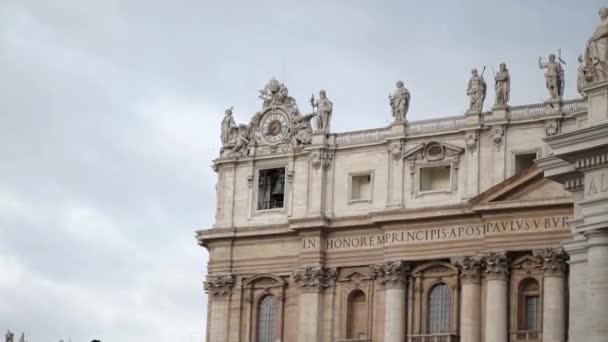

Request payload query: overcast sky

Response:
[0,1,602,341]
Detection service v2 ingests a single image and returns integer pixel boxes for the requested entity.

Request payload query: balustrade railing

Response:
[407,333,459,342]
[406,116,466,134]
[334,127,392,145]
[509,103,546,121]
[511,330,542,341]
[562,98,586,113]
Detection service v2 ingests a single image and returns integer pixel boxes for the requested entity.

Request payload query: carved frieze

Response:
[534,248,568,277]
[291,266,337,292]
[465,132,478,154]
[492,126,505,151]
[482,252,509,281]
[545,119,561,137]
[204,274,235,298]
[370,260,410,288]
[452,256,483,284]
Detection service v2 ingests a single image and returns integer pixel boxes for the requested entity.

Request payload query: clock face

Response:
[261,111,289,144]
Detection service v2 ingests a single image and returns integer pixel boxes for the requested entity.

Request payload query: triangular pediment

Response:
[403,141,464,161]
[470,166,572,207]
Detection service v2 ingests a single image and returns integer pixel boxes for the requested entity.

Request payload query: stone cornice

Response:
[533,248,568,277]
[291,266,337,293]
[544,122,608,161]
[482,252,510,281]
[370,261,410,288]
[204,274,235,298]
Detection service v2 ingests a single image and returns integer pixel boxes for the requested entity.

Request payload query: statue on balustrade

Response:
[578,55,590,96]
[220,107,237,146]
[538,53,565,99]
[494,63,510,106]
[389,81,410,122]
[5,331,13,342]
[467,68,487,113]
[310,89,333,132]
[583,7,608,83]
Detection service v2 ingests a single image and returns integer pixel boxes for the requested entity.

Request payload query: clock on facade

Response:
[260,110,290,144]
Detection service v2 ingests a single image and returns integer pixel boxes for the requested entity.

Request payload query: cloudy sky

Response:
[0,0,602,341]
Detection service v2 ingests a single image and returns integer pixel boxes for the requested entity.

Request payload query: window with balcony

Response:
[257,295,276,342]
[427,283,451,334]
[346,289,368,340]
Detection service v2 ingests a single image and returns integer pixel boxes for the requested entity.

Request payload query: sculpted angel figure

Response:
[494,63,510,106]
[538,54,565,99]
[228,124,250,156]
[584,7,608,82]
[310,90,333,132]
[389,81,410,122]
[467,68,487,112]
[290,113,315,148]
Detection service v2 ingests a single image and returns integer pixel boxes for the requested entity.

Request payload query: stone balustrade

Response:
[334,127,393,145]
[509,103,546,121]
[408,333,459,342]
[406,115,466,134]
[511,331,542,341]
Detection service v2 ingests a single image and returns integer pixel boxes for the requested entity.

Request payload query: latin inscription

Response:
[301,216,570,250]
[586,171,608,197]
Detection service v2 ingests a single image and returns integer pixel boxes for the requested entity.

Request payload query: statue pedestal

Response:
[544,99,562,115]
[311,132,328,146]
[491,105,510,122]
[583,80,608,126]
[464,110,481,126]
[390,121,407,136]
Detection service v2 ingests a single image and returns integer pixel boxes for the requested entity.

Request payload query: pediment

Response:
[339,270,371,283]
[243,274,286,288]
[470,167,572,206]
[403,141,464,161]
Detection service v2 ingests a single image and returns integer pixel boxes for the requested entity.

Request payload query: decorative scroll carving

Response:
[465,132,478,154]
[452,256,483,284]
[534,248,568,277]
[291,266,337,292]
[492,126,505,151]
[370,260,410,288]
[545,119,560,137]
[482,252,509,280]
[310,150,334,170]
[204,274,235,298]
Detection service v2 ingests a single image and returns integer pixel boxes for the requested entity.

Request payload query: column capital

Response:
[370,260,410,289]
[534,248,568,277]
[452,255,483,284]
[291,266,337,293]
[482,252,510,281]
[204,274,235,299]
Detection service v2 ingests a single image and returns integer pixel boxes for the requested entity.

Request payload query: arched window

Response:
[427,283,451,334]
[257,295,276,342]
[346,289,368,339]
[518,278,540,331]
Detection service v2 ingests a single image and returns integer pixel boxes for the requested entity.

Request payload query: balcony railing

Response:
[408,333,459,342]
[511,330,542,341]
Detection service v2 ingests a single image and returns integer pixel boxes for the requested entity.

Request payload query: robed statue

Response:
[310,90,333,132]
[389,81,410,122]
[467,68,487,113]
[5,331,13,342]
[494,63,510,106]
[220,107,237,146]
[538,54,565,99]
[583,7,608,83]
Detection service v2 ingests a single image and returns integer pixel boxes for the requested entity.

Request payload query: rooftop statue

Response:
[220,107,237,146]
[18,333,25,342]
[494,63,510,106]
[538,53,565,99]
[310,90,333,132]
[578,55,589,96]
[5,331,13,342]
[389,81,410,122]
[467,68,487,113]
[583,7,608,83]
[259,78,298,114]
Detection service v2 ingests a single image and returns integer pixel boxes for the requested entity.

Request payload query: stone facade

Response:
[197,8,608,342]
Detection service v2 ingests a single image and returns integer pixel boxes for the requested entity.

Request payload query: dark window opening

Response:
[515,153,537,174]
[257,168,285,210]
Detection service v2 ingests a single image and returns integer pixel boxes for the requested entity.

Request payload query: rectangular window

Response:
[525,295,540,331]
[420,165,451,192]
[515,152,537,174]
[257,168,285,210]
[350,174,372,202]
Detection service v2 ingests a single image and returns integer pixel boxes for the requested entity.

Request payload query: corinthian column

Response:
[204,275,234,342]
[584,230,608,342]
[483,252,509,342]
[452,256,482,342]
[534,249,567,342]
[292,266,336,342]
[371,261,409,342]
